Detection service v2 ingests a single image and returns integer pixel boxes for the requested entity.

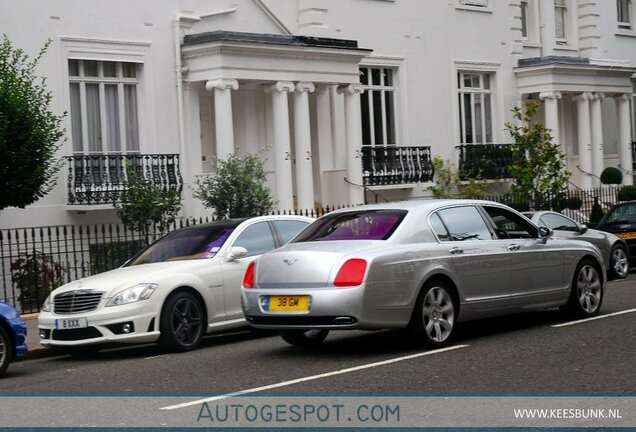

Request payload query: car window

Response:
[293,210,406,242]
[603,203,636,224]
[484,206,538,239]
[436,206,493,241]
[127,223,239,265]
[232,222,277,257]
[272,220,310,244]
[429,212,451,242]
[539,213,579,231]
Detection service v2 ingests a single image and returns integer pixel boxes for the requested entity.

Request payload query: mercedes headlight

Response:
[41,295,51,312]
[106,283,158,307]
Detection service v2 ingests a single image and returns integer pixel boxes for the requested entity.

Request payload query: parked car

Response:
[241,200,606,347]
[0,301,28,377]
[523,211,629,280]
[595,200,636,266]
[38,215,313,356]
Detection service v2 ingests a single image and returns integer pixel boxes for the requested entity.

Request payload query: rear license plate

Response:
[616,232,636,240]
[55,317,88,330]
[264,296,309,312]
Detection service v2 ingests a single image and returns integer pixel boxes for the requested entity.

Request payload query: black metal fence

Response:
[0,207,345,313]
[66,154,183,205]
[362,145,434,186]
[456,144,515,180]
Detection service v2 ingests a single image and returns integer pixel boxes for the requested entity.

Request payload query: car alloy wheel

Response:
[0,325,13,377]
[610,245,629,279]
[563,260,603,318]
[411,280,456,347]
[159,292,204,352]
[279,329,329,347]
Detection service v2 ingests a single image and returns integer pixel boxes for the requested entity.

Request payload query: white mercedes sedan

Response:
[38,215,312,356]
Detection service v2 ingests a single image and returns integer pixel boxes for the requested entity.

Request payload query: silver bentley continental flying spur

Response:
[241,200,606,347]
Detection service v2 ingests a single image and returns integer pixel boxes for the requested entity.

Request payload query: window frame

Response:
[554,0,568,44]
[618,0,633,29]
[482,206,539,240]
[68,59,141,155]
[457,71,494,145]
[360,66,398,146]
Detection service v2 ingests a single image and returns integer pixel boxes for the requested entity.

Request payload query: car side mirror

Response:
[538,226,552,242]
[579,224,588,234]
[226,246,248,262]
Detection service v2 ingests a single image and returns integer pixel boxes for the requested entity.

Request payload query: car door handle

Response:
[507,244,521,251]
[449,247,464,255]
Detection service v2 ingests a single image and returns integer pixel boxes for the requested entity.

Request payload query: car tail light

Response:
[243,261,256,288]
[334,259,367,287]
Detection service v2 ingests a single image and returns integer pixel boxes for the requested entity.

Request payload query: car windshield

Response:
[293,210,406,242]
[127,221,242,265]
[602,203,636,224]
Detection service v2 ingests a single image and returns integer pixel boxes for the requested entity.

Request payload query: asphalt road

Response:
[2,278,635,395]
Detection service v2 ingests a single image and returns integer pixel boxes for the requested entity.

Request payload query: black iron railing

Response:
[456,144,514,180]
[631,142,636,171]
[66,154,183,205]
[361,145,434,186]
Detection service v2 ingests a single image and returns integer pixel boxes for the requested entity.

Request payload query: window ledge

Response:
[454,5,493,14]
[615,28,636,37]
[553,45,579,53]
[522,41,542,48]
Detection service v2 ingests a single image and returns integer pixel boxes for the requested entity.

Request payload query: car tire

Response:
[409,280,457,348]
[0,325,13,377]
[562,259,604,318]
[64,346,101,359]
[159,291,205,353]
[609,244,629,280]
[279,329,329,346]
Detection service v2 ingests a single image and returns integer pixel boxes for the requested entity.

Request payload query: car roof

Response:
[328,199,512,214]
[171,214,313,233]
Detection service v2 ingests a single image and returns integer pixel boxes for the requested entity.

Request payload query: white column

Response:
[338,84,365,205]
[616,94,634,186]
[330,85,347,169]
[182,83,203,217]
[293,82,315,210]
[574,93,594,189]
[539,0,556,56]
[539,91,562,149]
[315,86,334,170]
[590,92,605,187]
[268,81,295,210]
[205,79,239,161]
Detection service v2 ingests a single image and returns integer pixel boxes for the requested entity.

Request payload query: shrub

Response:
[195,153,275,218]
[10,252,64,312]
[617,185,636,202]
[600,167,622,185]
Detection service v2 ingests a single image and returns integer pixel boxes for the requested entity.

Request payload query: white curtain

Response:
[124,84,139,152]
[105,84,120,152]
[86,84,101,153]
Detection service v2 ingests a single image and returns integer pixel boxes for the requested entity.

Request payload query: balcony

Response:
[66,154,183,206]
[456,144,514,181]
[362,145,434,187]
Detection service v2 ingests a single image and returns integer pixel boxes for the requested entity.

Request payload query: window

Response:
[460,0,487,6]
[457,72,493,144]
[69,59,140,154]
[294,210,406,242]
[360,67,396,146]
[436,207,493,241]
[538,213,579,231]
[232,222,277,258]
[429,213,451,242]
[520,0,529,38]
[484,206,538,239]
[618,0,632,28]
[272,220,311,244]
[555,0,567,42]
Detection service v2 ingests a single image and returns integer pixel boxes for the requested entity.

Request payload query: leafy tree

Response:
[429,156,489,199]
[0,36,65,209]
[195,153,275,218]
[115,170,182,243]
[505,101,570,208]
[11,251,64,312]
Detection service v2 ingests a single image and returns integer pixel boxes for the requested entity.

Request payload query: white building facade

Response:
[1,0,635,229]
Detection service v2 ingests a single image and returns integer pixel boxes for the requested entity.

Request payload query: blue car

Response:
[0,302,28,377]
